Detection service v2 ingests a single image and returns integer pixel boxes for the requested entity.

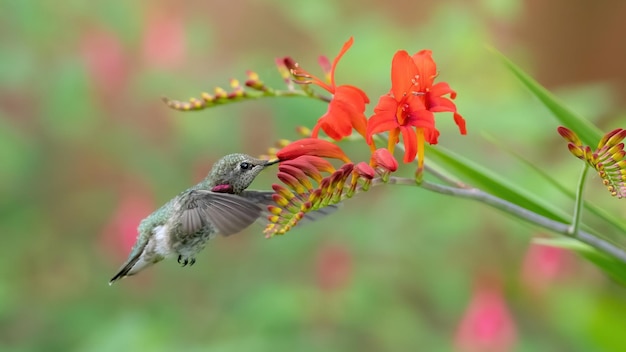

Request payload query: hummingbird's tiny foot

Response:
[178,255,188,266]
[177,255,195,267]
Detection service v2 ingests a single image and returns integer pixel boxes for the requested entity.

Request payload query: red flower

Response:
[366,50,466,172]
[521,240,572,296]
[80,27,129,104]
[454,278,517,352]
[290,37,370,141]
[413,50,466,134]
[276,138,351,163]
[142,9,186,69]
[316,243,352,292]
[100,189,155,258]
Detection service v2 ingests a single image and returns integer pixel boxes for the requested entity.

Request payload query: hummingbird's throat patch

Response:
[211,184,234,193]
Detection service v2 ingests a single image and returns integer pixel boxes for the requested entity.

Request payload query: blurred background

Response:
[2,0,626,351]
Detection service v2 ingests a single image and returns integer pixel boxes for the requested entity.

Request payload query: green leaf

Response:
[426,144,570,223]
[534,237,626,285]
[490,48,602,147]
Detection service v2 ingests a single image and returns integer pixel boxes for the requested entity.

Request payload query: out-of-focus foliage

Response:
[2,0,626,351]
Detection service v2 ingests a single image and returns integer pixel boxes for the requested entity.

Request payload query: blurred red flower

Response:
[100,190,154,258]
[142,10,186,69]
[80,27,128,102]
[521,241,572,295]
[315,243,352,292]
[454,279,517,352]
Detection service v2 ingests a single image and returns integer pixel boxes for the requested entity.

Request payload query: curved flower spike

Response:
[265,157,381,236]
[558,126,626,198]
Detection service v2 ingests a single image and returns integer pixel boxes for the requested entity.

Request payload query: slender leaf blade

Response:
[426,145,570,222]
[490,48,602,146]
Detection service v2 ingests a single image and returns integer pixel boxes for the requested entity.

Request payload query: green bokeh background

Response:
[2,0,626,351]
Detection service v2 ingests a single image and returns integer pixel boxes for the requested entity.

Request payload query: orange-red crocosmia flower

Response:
[276,138,351,163]
[367,50,437,164]
[291,37,370,141]
[367,50,466,169]
[412,50,466,135]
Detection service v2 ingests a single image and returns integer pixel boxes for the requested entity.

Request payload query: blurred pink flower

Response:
[100,190,155,258]
[521,241,571,295]
[454,279,517,352]
[142,10,186,69]
[80,27,129,99]
[315,243,352,292]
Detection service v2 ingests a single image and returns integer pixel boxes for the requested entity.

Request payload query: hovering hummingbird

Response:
[109,153,281,284]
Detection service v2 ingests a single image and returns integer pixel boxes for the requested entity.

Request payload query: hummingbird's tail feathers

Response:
[108,254,142,285]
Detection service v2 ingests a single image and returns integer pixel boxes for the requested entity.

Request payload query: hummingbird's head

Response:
[207,153,279,193]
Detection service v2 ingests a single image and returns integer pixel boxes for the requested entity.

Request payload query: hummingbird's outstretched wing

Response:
[240,190,341,226]
[180,190,263,236]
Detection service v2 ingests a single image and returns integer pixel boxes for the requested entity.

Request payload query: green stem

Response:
[371,176,626,264]
[569,164,589,236]
[162,88,332,111]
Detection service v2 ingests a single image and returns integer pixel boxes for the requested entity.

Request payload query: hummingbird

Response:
[109,153,281,284]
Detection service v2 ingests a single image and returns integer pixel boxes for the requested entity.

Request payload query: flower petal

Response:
[334,85,369,137]
[366,95,401,143]
[312,106,352,141]
[366,113,399,144]
[404,104,435,131]
[399,126,417,163]
[330,37,354,87]
[277,138,350,162]
[391,50,419,100]
[411,50,437,90]
[337,84,370,106]
[373,94,400,115]
[311,113,339,139]
[427,96,457,113]
[430,81,456,99]
[454,112,467,135]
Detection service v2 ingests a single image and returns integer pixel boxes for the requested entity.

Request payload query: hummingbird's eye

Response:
[239,162,253,170]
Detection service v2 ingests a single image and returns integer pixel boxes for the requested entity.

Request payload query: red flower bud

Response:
[371,148,398,172]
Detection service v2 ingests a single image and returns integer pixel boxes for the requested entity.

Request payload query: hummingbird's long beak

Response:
[264,158,281,166]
